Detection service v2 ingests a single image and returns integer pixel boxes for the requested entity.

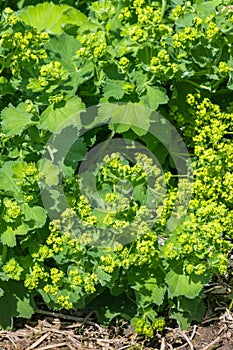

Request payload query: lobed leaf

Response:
[39,96,84,132]
[1,103,35,137]
[143,85,169,110]
[18,2,87,34]
[98,103,151,136]
[165,270,203,299]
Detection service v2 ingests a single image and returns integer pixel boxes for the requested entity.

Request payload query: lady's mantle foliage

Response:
[0,0,232,336]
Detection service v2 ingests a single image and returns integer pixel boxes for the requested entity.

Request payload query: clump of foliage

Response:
[0,0,232,338]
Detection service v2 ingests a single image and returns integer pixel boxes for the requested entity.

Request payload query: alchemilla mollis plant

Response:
[0,0,232,338]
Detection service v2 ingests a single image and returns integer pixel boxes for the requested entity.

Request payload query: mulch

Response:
[0,307,233,350]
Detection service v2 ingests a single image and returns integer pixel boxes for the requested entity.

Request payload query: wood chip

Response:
[36,342,67,350]
[26,332,50,350]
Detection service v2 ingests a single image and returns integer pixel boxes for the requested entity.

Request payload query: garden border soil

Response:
[0,307,232,350]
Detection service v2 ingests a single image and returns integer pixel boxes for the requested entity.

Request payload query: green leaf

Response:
[1,103,35,137]
[96,267,112,286]
[39,96,84,132]
[143,85,169,110]
[1,224,29,247]
[45,33,81,72]
[38,158,59,187]
[133,277,166,308]
[175,13,195,27]
[0,77,15,96]
[1,228,16,247]
[0,161,20,195]
[0,281,34,329]
[98,103,151,136]
[194,0,223,18]
[191,45,213,68]
[103,79,125,100]
[44,33,94,93]
[89,290,137,325]
[178,296,205,321]
[165,270,203,299]
[133,183,147,204]
[16,297,34,318]
[22,204,47,228]
[18,2,87,34]
[169,311,190,329]
[64,138,87,170]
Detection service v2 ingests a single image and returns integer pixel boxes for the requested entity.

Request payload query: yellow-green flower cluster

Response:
[118,56,130,73]
[118,0,173,47]
[56,295,73,310]
[175,96,233,275]
[206,21,219,39]
[25,162,38,177]
[0,13,48,76]
[134,316,165,338]
[3,198,21,223]
[123,82,135,94]
[27,61,67,93]
[24,264,48,289]
[2,7,19,25]
[133,232,158,265]
[159,189,178,227]
[46,221,69,253]
[3,258,23,281]
[32,245,53,261]
[43,284,59,296]
[48,93,64,104]
[84,272,98,293]
[100,254,116,273]
[101,152,148,184]
[50,268,64,285]
[173,27,199,49]
[68,268,83,287]
[75,195,97,225]
[76,31,107,59]
[150,49,178,80]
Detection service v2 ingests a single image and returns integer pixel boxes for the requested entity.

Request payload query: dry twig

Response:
[201,336,221,350]
[26,332,50,350]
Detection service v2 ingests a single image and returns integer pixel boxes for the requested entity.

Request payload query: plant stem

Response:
[161,0,167,20]
[1,245,7,264]
[185,79,211,91]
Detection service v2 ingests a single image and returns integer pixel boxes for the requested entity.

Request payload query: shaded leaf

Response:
[64,138,87,170]
[133,277,166,307]
[0,281,34,329]
[89,289,137,325]
[143,85,168,110]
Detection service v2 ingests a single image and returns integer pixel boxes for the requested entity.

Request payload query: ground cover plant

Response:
[0,0,232,341]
